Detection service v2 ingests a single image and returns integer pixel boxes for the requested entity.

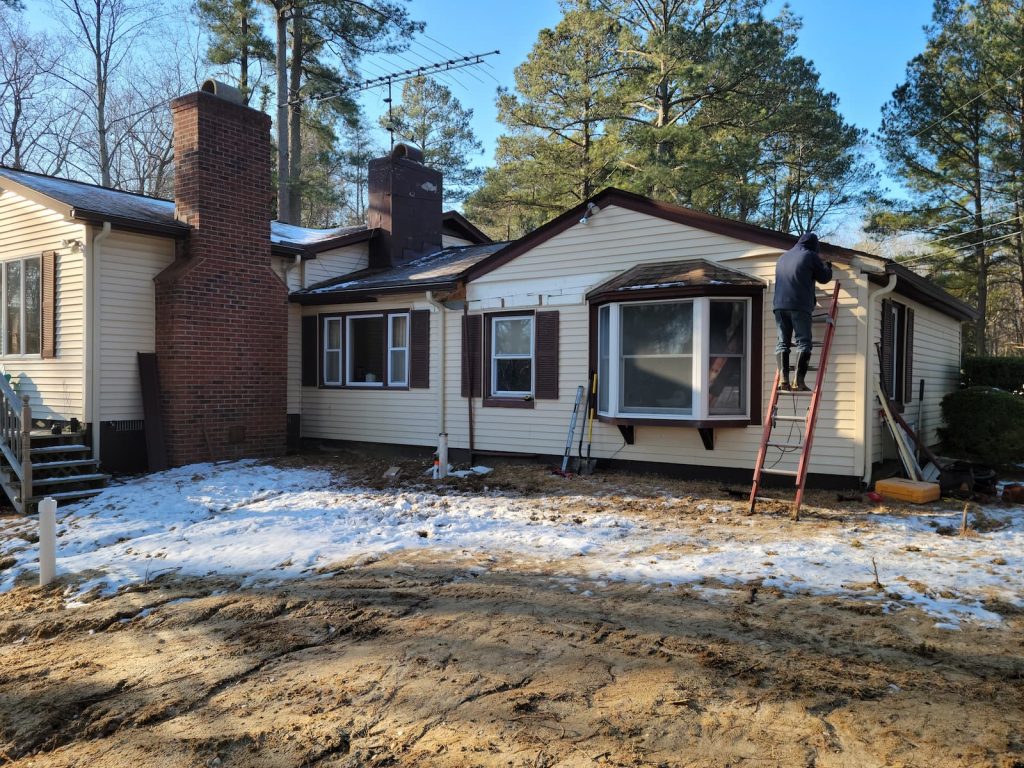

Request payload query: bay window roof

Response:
[587,259,765,303]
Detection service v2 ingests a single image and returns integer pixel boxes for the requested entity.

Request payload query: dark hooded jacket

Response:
[773,232,832,314]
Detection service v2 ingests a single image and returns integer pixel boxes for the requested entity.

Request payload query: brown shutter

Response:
[409,309,430,388]
[903,307,915,404]
[461,314,482,397]
[301,315,317,386]
[880,299,894,397]
[534,310,559,399]
[41,250,56,359]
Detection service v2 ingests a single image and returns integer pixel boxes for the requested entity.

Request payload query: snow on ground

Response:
[0,460,1021,627]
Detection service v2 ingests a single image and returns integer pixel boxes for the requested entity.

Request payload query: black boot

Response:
[795,351,812,391]
[776,351,791,391]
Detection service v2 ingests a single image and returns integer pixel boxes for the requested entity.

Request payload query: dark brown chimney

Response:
[155,81,287,466]
[367,143,443,269]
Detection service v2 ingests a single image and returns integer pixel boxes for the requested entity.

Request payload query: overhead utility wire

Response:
[898,228,1023,268]
[923,213,1022,245]
[909,198,1024,234]
[292,50,500,106]
[910,65,1023,140]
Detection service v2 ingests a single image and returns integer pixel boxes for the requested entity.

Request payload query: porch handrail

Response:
[0,376,31,508]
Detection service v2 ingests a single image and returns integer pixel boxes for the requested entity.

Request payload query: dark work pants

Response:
[774,309,812,356]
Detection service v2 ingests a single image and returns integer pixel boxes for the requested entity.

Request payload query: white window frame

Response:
[387,312,410,387]
[490,315,535,398]
[346,313,385,387]
[598,296,752,421]
[1,256,42,358]
[322,316,343,386]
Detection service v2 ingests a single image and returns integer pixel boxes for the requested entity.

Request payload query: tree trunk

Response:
[240,10,249,102]
[275,4,290,223]
[94,16,110,187]
[287,6,303,224]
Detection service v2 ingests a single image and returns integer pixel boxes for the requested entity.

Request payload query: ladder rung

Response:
[760,468,800,477]
[773,414,806,422]
[767,440,803,449]
[778,389,813,396]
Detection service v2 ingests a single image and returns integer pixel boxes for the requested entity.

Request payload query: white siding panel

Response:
[303,245,367,288]
[0,190,85,420]
[98,230,174,420]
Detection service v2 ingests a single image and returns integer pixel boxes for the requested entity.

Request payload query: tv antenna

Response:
[295,50,500,150]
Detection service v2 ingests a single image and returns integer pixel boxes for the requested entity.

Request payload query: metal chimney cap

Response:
[391,142,424,164]
[201,79,244,105]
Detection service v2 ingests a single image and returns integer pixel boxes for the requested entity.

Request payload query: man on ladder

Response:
[773,232,833,391]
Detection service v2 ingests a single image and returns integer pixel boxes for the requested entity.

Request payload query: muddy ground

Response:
[0,455,1022,767]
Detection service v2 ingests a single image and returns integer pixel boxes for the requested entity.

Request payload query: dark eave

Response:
[442,211,491,244]
[291,280,458,305]
[871,263,978,322]
[70,207,189,237]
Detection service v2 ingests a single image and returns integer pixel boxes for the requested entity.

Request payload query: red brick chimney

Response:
[367,143,443,269]
[155,80,287,466]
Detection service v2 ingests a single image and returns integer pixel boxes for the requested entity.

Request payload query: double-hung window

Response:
[596,297,752,422]
[2,257,41,356]
[322,311,411,388]
[490,315,534,397]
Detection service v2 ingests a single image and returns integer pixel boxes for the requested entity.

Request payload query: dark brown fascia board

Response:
[870,264,978,322]
[462,187,868,283]
[271,242,309,258]
[71,208,189,237]
[587,283,765,304]
[291,280,458,305]
[297,227,376,255]
[442,211,492,244]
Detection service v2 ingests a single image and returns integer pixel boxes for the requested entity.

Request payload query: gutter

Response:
[85,222,112,465]
[862,273,897,486]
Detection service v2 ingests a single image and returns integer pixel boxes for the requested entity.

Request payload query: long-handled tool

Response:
[580,372,598,475]
[557,385,585,475]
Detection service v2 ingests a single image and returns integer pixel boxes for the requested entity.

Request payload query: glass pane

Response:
[326,319,341,349]
[390,349,407,384]
[495,358,531,394]
[621,356,692,413]
[23,258,40,354]
[598,305,610,413]
[708,356,745,414]
[621,302,692,356]
[494,318,532,355]
[325,351,341,383]
[710,301,745,354]
[348,316,385,383]
[390,314,408,348]
[6,261,20,355]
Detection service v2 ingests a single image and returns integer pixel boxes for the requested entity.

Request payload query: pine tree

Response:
[197,0,273,103]
[383,76,483,204]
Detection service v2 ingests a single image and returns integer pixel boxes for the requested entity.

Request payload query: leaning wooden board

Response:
[875,477,941,504]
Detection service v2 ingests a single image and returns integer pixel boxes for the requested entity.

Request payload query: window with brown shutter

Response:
[880,299,912,406]
[41,250,56,359]
[880,299,895,399]
[461,314,482,397]
[409,309,430,388]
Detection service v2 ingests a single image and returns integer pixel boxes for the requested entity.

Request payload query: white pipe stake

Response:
[38,497,57,587]
[437,433,449,479]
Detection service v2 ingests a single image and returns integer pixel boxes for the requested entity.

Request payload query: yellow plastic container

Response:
[874,478,941,504]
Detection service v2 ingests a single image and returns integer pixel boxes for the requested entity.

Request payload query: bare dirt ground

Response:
[1,455,1022,768]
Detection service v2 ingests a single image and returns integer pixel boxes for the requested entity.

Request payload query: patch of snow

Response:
[0,460,1021,627]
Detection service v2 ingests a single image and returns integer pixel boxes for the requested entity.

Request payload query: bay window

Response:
[596,296,753,422]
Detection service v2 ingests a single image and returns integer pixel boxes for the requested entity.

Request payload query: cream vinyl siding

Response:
[868,287,962,464]
[98,230,174,421]
[303,244,367,288]
[300,296,441,446]
[442,234,473,247]
[462,204,867,477]
[0,189,85,420]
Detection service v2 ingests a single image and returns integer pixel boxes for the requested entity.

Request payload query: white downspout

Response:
[425,290,446,435]
[84,222,111,464]
[863,272,898,485]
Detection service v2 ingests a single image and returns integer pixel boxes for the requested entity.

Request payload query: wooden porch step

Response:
[32,458,100,471]
[30,444,90,456]
[33,473,109,487]
[20,488,105,505]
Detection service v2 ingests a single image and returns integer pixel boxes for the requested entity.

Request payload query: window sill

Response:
[483,395,535,409]
[597,415,751,429]
[319,383,410,391]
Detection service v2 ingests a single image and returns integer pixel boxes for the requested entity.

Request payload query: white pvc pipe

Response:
[437,432,448,479]
[425,291,446,435]
[38,497,57,587]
